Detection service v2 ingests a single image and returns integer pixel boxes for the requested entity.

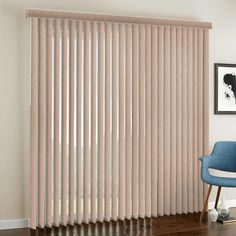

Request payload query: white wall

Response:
[0,0,236,220]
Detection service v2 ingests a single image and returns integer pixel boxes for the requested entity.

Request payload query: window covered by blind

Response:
[28,9,211,229]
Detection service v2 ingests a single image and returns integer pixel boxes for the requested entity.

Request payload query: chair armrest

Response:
[199,155,212,165]
[199,155,223,168]
[199,155,213,183]
[199,154,236,186]
[199,154,230,174]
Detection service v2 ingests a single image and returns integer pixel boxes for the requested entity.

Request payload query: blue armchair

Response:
[199,141,236,222]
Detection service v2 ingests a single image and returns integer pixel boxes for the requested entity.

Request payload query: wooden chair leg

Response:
[199,185,212,223]
[214,186,221,209]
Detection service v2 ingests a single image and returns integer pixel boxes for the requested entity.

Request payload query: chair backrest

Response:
[211,141,236,172]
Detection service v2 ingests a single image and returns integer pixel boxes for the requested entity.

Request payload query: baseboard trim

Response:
[0,219,29,230]
[208,199,236,210]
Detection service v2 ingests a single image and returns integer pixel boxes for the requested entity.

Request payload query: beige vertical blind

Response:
[28,9,211,229]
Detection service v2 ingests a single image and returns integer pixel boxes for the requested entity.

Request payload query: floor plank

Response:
[1,211,236,235]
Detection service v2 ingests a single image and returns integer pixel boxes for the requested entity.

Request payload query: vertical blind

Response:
[28,9,211,229]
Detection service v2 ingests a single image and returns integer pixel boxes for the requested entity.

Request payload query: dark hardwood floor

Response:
[1,211,236,236]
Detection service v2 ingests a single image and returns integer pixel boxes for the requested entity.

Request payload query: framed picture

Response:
[215,63,236,114]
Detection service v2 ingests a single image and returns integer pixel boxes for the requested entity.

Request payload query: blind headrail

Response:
[26,9,212,29]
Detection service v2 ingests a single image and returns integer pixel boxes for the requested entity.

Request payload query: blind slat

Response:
[38,18,46,228]
[139,24,145,218]
[170,27,177,215]
[53,19,61,227]
[98,22,105,222]
[125,24,132,219]
[157,26,164,216]
[118,23,126,220]
[187,28,194,213]
[30,17,38,229]
[69,20,76,225]
[83,21,90,224]
[198,29,204,211]
[61,19,68,226]
[182,28,188,214]
[90,21,97,223]
[112,23,119,220]
[105,22,111,221]
[132,24,139,218]
[145,25,152,218]
[76,21,83,224]
[46,18,53,227]
[164,26,171,215]
[151,26,158,217]
[193,29,199,212]
[203,29,209,200]
[176,27,183,214]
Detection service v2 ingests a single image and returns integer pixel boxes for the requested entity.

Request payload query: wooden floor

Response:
[1,212,236,236]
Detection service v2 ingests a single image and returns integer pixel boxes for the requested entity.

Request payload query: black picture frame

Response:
[214,63,236,114]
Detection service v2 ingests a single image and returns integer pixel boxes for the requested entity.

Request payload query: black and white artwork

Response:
[215,63,236,114]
